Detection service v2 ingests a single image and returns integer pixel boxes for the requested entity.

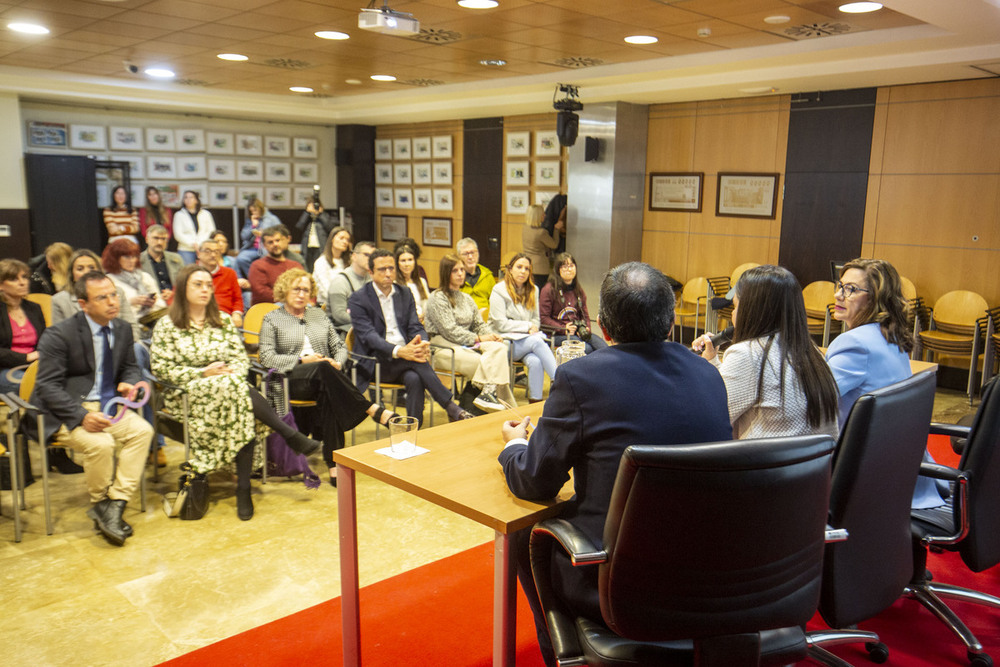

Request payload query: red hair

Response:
[101,238,140,274]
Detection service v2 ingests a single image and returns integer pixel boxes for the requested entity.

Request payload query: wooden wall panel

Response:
[641,230,689,281]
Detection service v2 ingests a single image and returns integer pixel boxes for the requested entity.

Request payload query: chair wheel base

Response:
[865,641,889,663]
[969,651,993,667]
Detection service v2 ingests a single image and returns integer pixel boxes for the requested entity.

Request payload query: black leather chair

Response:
[807,371,938,666]
[530,435,837,667]
[907,376,1000,667]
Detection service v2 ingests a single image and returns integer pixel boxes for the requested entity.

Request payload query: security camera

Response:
[124,61,139,74]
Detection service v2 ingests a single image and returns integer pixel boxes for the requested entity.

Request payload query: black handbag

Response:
[177,465,209,521]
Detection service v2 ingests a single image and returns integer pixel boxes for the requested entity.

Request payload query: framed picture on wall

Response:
[413,162,432,184]
[237,160,263,181]
[157,185,182,208]
[145,128,175,151]
[649,172,703,212]
[27,121,67,147]
[175,129,205,152]
[294,163,318,183]
[109,127,143,151]
[208,159,235,181]
[265,187,292,208]
[293,137,318,158]
[70,125,107,150]
[394,163,412,185]
[715,172,780,219]
[375,139,392,160]
[265,136,290,157]
[177,156,207,180]
[432,135,452,159]
[236,134,263,155]
[506,190,529,214]
[146,156,177,179]
[535,161,560,187]
[394,188,413,209]
[111,155,145,179]
[412,137,431,158]
[209,186,236,207]
[376,187,394,207]
[413,188,433,209]
[506,132,530,157]
[266,162,291,182]
[433,162,452,185]
[534,190,555,209]
[207,132,234,154]
[535,131,560,156]
[506,161,529,186]
[375,163,393,184]
[381,214,407,242]
[422,217,452,247]
[237,187,262,205]
[293,187,315,206]
[433,189,452,211]
[393,138,411,160]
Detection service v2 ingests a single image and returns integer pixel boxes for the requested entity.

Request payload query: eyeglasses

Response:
[559,263,576,270]
[459,249,478,257]
[289,286,311,294]
[835,281,870,298]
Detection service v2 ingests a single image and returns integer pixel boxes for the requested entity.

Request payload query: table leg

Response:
[493,530,516,666]
[338,466,361,667]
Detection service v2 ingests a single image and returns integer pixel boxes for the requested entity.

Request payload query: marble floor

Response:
[0,388,979,667]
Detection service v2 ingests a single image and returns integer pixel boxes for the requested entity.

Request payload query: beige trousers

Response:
[58,402,154,504]
[430,336,515,406]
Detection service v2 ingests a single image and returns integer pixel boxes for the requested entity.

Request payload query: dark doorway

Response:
[462,117,503,273]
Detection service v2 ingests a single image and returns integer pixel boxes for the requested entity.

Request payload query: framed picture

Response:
[186,183,208,200]
[434,188,453,211]
[506,131,530,157]
[535,161,560,187]
[208,186,236,207]
[374,139,392,160]
[412,137,431,158]
[506,190,528,214]
[265,136,290,157]
[432,135,452,159]
[109,127,143,151]
[238,187,262,205]
[237,160,263,181]
[111,155,145,179]
[70,124,106,150]
[177,156,207,180]
[394,188,413,209]
[381,214,407,242]
[535,131,560,156]
[265,187,292,208]
[130,184,146,208]
[207,132,234,154]
[393,138,411,160]
[294,163,318,183]
[422,216,453,248]
[649,172,704,212]
[146,156,177,179]
[175,129,205,152]
[236,134,262,156]
[412,162,432,185]
[293,137,317,158]
[715,172,780,219]
[27,121,67,147]
[208,159,235,181]
[375,163,393,184]
[293,187,315,206]
[375,186,394,207]
[506,161,529,186]
[413,188,433,210]
[145,128,174,151]
[266,162,292,183]
[157,185,181,208]
[433,162,452,185]
[534,190,555,209]
[394,163,412,185]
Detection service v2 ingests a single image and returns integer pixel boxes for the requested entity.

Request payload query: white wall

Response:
[0,93,27,208]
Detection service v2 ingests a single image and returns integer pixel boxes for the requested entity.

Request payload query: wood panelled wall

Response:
[642,97,789,285]
[864,78,1000,307]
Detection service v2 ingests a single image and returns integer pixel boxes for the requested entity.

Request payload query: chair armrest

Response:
[929,422,970,438]
[1,391,39,415]
[919,462,962,482]
[533,518,607,566]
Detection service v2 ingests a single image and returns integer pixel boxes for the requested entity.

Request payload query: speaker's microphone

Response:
[709,325,734,348]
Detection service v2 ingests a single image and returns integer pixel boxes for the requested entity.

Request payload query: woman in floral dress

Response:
[151,264,320,520]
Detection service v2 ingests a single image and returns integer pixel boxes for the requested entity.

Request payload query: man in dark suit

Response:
[498,262,732,666]
[33,272,154,546]
[348,248,471,425]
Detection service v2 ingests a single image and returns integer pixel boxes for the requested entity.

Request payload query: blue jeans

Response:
[178,250,197,264]
[235,248,262,279]
[510,334,558,401]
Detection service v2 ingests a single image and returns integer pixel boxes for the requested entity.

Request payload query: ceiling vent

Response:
[261,58,315,70]
[546,56,605,69]
[174,78,211,87]
[409,28,463,44]
[399,78,446,86]
[781,22,856,39]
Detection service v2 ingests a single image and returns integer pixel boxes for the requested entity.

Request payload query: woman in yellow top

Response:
[102,185,139,244]
[521,204,563,288]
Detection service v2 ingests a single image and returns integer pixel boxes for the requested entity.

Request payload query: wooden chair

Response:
[706,262,759,331]
[915,290,989,403]
[802,280,836,346]
[240,302,279,360]
[672,277,708,344]
[25,293,52,327]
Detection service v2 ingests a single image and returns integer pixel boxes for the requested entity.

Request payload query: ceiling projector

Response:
[358,4,419,36]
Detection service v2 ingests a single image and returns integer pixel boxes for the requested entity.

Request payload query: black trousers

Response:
[287,362,371,467]
[377,358,453,426]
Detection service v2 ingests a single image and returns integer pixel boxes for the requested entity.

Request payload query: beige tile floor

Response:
[0,388,978,667]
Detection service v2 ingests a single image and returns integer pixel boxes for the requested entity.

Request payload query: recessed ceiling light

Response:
[345,78,362,85]
[457,0,499,8]
[480,58,506,67]
[217,53,248,61]
[144,67,175,79]
[290,86,313,93]
[7,22,49,35]
[315,30,350,40]
[370,74,396,82]
[624,35,658,45]
[763,15,791,24]
[839,2,883,13]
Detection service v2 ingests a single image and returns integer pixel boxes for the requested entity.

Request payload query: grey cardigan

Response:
[424,289,492,346]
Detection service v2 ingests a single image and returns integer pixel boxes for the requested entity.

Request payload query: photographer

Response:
[295,188,334,272]
[539,252,607,353]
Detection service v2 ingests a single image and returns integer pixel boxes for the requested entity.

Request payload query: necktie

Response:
[99,326,116,410]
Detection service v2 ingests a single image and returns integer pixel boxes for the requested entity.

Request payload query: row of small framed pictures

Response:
[506,160,561,188]
[99,182,314,210]
[376,162,451,186]
[33,122,320,157]
[507,190,558,215]
[375,136,452,161]
[376,187,453,211]
[101,156,318,182]
[506,130,561,158]
[381,215,453,248]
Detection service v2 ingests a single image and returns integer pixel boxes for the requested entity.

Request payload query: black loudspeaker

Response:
[585,136,600,162]
[556,111,579,147]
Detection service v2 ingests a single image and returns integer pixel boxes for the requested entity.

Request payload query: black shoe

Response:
[49,448,84,474]
[87,499,127,546]
[286,432,321,457]
[236,486,254,521]
[448,409,475,422]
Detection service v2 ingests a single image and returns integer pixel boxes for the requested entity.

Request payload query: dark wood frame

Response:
[715,172,780,219]
[648,172,703,212]
[422,216,453,248]
[380,214,407,242]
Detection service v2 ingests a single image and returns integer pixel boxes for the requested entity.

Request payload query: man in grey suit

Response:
[33,272,154,546]
[139,224,183,303]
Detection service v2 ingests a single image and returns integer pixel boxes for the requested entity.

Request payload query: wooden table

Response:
[333,403,573,667]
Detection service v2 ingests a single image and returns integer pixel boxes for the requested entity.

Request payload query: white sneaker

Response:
[474,390,504,412]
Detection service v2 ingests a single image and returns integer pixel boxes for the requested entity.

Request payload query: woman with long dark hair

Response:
[312,226,352,308]
[693,264,839,439]
[394,245,429,321]
[173,190,216,264]
[539,252,607,354]
[138,186,174,240]
[103,185,139,243]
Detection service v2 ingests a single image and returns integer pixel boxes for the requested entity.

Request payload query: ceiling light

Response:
[480,59,506,67]
[763,15,791,24]
[839,2,883,13]
[290,86,314,93]
[370,74,396,82]
[217,53,248,61]
[345,78,362,85]
[144,67,175,79]
[458,0,499,8]
[315,30,350,40]
[624,35,658,45]
[7,22,49,35]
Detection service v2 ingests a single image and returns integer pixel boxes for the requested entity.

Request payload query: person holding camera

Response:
[295,189,334,273]
[539,253,607,354]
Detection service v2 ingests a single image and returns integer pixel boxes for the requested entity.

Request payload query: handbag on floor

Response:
[163,463,209,520]
[266,410,321,489]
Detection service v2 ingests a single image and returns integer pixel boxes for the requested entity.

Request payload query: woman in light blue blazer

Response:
[826,258,945,509]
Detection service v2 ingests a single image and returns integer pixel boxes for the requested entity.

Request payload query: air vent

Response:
[409,28,462,44]
[547,56,605,69]
[174,78,211,87]
[782,22,855,39]
[261,58,315,70]
[398,78,446,87]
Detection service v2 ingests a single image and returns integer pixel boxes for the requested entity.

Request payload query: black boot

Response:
[248,386,320,456]
[49,448,84,474]
[286,432,321,457]
[235,442,254,521]
[87,499,127,546]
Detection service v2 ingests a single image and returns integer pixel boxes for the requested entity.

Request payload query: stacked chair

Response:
[673,276,708,344]
[913,290,989,403]
[802,281,836,346]
[979,306,1000,391]
[706,262,759,331]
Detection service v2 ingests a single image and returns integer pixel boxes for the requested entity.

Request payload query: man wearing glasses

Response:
[196,240,243,329]
[456,237,495,312]
[327,241,374,337]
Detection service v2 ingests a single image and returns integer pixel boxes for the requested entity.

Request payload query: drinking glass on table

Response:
[389,416,419,456]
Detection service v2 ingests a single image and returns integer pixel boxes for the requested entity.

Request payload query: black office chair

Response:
[906,376,1000,667]
[807,371,938,666]
[530,434,837,667]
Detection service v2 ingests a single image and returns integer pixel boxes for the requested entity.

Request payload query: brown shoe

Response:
[150,448,167,467]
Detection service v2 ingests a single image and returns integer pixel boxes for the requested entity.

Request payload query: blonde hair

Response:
[45,242,73,292]
[273,268,317,303]
[525,204,545,228]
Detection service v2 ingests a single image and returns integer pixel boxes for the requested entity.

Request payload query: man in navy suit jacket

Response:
[348,248,471,424]
[33,272,153,546]
[498,262,732,666]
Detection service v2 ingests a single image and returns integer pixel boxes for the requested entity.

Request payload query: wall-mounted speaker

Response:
[584,136,600,162]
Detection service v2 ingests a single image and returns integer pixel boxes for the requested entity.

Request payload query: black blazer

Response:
[33,311,141,433]
[347,282,426,386]
[0,300,46,368]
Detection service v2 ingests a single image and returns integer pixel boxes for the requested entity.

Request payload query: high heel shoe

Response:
[49,448,84,474]
[371,406,396,427]
[286,432,321,457]
[329,465,337,488]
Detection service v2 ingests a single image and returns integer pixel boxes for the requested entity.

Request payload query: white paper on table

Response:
[375,445,429,460]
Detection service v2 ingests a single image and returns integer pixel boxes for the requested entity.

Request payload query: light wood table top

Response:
[332,402,574,534]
